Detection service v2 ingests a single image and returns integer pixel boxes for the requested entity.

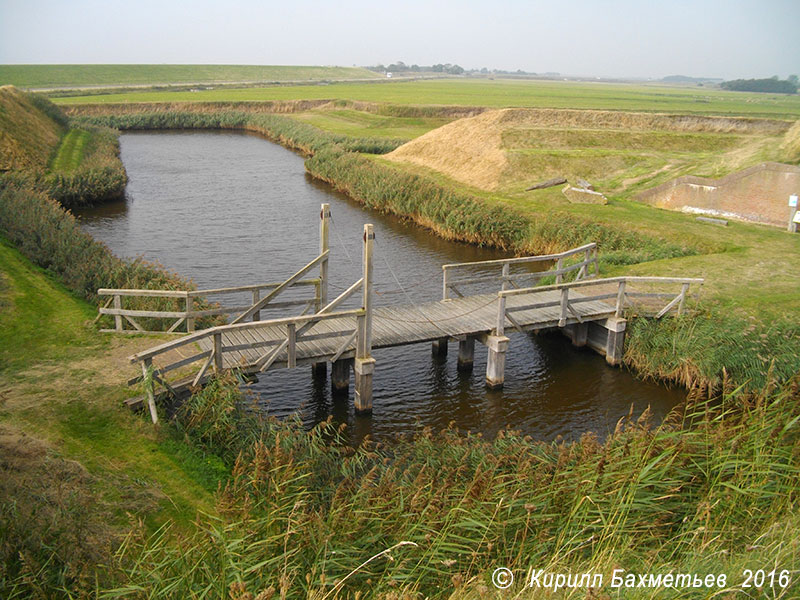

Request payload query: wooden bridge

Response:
[103,204,703,423]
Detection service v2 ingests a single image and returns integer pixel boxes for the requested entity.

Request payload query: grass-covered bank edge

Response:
[0,238,228,594]
[1,92,128,208]
[68,106,799,391]
[73,109,405,155]
[4,124,129,209]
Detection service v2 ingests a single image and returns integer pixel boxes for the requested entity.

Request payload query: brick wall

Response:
[635,162,800,227]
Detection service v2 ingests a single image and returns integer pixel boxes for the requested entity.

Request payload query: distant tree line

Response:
[720,76,798,94]
[365,62,552,77]
[367,62,466,75]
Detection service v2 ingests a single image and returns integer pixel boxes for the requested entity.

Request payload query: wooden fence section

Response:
[98,204,333,334]
[442,242,598,300]
[97,279,321,334]
[496,276,704,335]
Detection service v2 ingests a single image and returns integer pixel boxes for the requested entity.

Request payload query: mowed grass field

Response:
[0,64,381,89]
[49,128,90,171]
[292,109,452,140]
[54,78,800,118]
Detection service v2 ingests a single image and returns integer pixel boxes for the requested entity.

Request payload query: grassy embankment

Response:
[0,236,227,594]
[0,92,238,594]
[0,85,126,207]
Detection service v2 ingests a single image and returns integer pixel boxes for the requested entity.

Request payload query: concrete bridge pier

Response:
[603,318,626,366]
[581,317,627,366]
[564,322,589,347]
[354,357,375,414]
[484,335,509,389]
[312,362,327,378]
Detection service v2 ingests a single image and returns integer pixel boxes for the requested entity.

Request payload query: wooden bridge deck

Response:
[194,290,616,372]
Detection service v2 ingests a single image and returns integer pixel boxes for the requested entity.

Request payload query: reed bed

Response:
[74,111,405,155]
[624,309,800,391]
[26,373,790,599]
[306,145,694,264]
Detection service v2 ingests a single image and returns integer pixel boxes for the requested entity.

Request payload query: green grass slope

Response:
[0,85,65,171]
[0,64,382,89]
[0,234,221,538]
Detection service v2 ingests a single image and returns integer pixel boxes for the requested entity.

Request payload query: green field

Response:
[55,78,800,118]
[0,64,381,89]
[291,108,451,140]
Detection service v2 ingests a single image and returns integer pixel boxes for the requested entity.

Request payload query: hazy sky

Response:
[1,0,797,79]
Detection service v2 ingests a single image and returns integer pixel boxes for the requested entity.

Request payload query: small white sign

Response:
[794,211,800,224]
[790,195,798,208]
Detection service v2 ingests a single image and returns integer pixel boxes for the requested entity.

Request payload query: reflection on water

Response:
[74,131,685,445]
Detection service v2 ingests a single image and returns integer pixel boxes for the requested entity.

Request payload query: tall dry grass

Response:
[24,374,790,599]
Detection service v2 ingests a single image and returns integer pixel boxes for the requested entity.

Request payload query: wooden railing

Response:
[98,252,328,334]
[128,274,366,423]
[495,276,704,335]
[441,243,598,300]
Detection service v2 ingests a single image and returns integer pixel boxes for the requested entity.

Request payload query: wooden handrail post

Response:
[559,287,569,327]
[556,257,564,284]
[252,289,261,322]
[319,203,330,311]
[114,294,122,332]
[287,323,297,368]
[213,333,223,374]
[615,280,627,318]
[186,296,195,332]
[355,224,375,415]
[442,266,449,300]
[142,358,158,424]
[356,313,367,358]
[362,224,374,354]
[501,263,510,291]
[677,282,690,316]
[578,247,591,280]
[311,241,327,375]
[496,294,506,336]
